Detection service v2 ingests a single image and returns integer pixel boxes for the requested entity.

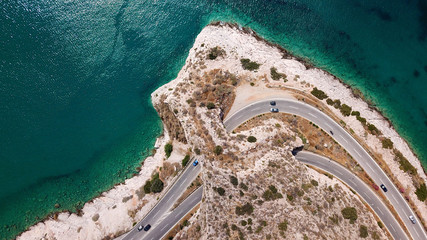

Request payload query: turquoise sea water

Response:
[1,0,426,239]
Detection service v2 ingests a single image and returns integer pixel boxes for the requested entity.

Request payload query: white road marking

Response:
[391,225,396,232]
[177,209,184,216]
[324,123,333,129]
[340,136,349,144]
[392,195,398,203]
[415,229,420,238]
[178,181,184,188]
[377,208,384,215]
[336,171,343,176]
[354,149,362,158]
[308,112,317,118]
[349,179,357,186]
[367,164,374,172]
[365,194,372,201]
[250,108,259,112]
[289,106,298,109]
[161,225,168,231]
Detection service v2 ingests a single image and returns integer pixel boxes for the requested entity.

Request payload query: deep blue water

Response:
[0,0,426,239]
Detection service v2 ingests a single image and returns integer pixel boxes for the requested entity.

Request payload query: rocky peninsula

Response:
[18,23,427,240]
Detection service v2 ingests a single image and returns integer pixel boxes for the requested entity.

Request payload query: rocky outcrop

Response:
[154,94,187,143]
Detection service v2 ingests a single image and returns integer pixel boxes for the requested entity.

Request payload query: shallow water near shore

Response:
[1,0,426,239]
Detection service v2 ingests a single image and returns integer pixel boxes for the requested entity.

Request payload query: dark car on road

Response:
[144,224,151,231]
[270,101,276,106]
[380,184,388,192]
[193,159,199,166]
[138,225,144,231]
[270,108,279,112]
[329,130,334,135]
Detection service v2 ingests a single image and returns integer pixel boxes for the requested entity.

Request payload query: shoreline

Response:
[16,22,427,239]
[16,129,171,240]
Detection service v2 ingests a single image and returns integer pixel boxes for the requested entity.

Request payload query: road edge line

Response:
[159,187,203,240]
[123,157,199,236]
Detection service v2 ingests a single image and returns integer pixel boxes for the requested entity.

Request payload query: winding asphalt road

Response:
[122,160,201,240]
[223,98,427,240]
[296,151,406,239]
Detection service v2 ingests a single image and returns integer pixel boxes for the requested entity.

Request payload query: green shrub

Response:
[238,230,244,240]
[311,179,319,187]
[183,219,189,227]
[302,183,312,192]
[240,220,247,226]
[340,104,352,116]
[394,150,417,175]
[326,98,334,105]
[143,180,152,194]
[356,115,367,125]
[341,207,358,224]
[182,154,190,167]
[359,225,368,238]
[250,82,255,86]
[186,98,193,105]
[231,224,238,231]
[263,185,283,201]
[270,67,287,80]
[333,99,341,108]
[377,221,383,229]
[368,124,379,135]
[235,203,254,215]
[150,178,164,193]
[240,182,248,191]
[351,111,360,116]
[286,194,294,201]
[230,175,239,186]
[310,88,328,100]
[269,185,278,193]
[92,213,100,222]
[215,187,226,196]
[208,46,224,60]
[214,145,223,155]
[165,143,173,158]
[381,138,393,149]
[207,102,215,109]
[248,218,253,225]
[247,136,257,143]
[415,183,427,201]
[241,58,260,71]
[194,148,201,155]
[278,220,288,231]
